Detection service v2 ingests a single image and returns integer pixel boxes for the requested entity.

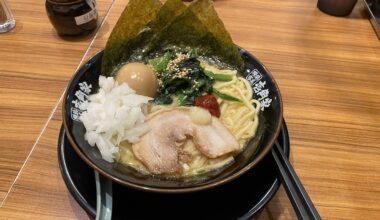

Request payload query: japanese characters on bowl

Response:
[71,82,92,122]
[245,69,272,111]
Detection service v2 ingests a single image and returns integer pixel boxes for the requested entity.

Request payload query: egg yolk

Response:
[115,62,158,97]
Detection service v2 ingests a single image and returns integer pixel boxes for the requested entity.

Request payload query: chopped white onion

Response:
[79,76,152,162]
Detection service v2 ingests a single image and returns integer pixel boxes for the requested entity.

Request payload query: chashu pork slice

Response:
[132,108,239,175]
[193,117,240,158]
[132,109,193,174]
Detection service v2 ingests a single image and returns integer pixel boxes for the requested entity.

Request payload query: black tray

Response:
[58,121,290,219]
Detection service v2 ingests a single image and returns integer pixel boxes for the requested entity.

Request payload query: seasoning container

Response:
[317,0,357,17]
[45,0,98,36]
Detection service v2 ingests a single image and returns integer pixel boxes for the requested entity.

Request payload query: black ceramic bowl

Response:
[63,48,283,193]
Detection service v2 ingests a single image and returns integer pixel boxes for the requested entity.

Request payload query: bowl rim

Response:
[62,48,283,193]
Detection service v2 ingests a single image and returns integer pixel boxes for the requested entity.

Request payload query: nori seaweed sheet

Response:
[101,0,162,76]
[137,0,188,56]
[101,0,244,76]
[189,0,243,69]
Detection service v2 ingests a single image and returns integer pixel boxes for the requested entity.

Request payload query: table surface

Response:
[1,0,380,219]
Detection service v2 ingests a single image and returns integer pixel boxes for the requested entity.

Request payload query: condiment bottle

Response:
[317,0,357,17]
[45,0,98,36]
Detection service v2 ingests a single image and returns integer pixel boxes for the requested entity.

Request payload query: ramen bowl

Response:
[63,48,283,193]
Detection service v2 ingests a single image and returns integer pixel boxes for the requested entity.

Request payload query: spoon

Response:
[95,172,113,220]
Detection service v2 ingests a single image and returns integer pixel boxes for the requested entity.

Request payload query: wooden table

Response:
[0,0,379,219]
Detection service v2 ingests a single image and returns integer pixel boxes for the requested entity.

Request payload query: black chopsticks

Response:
[272,140,321,220]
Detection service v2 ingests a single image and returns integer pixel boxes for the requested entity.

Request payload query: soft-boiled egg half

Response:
[115,62,158,97]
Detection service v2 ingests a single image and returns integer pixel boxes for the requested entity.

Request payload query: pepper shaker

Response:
[45,0,98,36]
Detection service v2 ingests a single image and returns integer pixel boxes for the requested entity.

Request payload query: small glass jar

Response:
[45,0,98,36]
[0,0,16,33]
